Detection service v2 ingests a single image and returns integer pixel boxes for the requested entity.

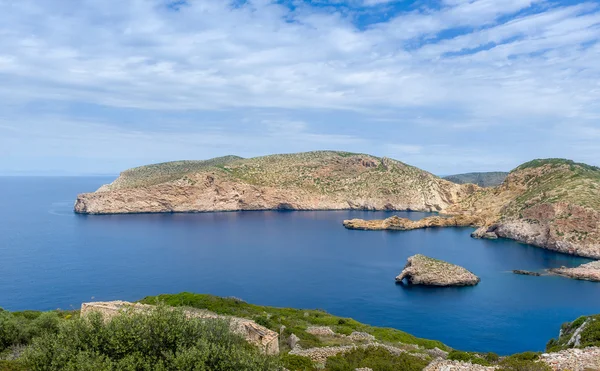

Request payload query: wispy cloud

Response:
[0,0,598,174]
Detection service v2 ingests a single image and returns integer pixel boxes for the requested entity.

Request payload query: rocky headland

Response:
[395,254,480,286]
[75,151,475,215]
[548,261,600,282]
[75,153,599,259]
[343,159,600,259]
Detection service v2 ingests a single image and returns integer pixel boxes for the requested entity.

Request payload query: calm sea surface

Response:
[1,176,599,354]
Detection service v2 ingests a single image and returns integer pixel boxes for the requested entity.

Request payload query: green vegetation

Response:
[108,156,243,189]
[447,350,490,366]
[21,305,277,371]
[325,347,428,371]
[547,314,600,352]
[496,352,550,371]
[3,294,598,370]
[504,157,600,215]
[97,151,450,204]
[0,309,70,353]
[515,158,600,172]
[443,172,508,187]
[139,293,448,351]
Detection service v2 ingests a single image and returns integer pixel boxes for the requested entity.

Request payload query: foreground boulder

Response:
[395,255,480,286]
[548,261,600,282]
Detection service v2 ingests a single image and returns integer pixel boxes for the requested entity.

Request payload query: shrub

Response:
[447,350,490,366]
[23,305,279,371]
[280,354,315,371]
[325,347,428,371]
[484,352,500,363]
[0,311,62,353]
[497,358,551,371]
[580,320,600,347]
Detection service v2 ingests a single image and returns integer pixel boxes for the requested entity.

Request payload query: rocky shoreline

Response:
[396,254,480,287]
[548,261,600,282]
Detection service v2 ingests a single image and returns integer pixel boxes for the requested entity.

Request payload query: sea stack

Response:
[396,254,480,286]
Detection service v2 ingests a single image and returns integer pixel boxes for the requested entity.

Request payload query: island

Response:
[395,254,480,286]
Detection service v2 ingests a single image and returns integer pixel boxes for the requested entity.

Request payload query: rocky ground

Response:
[395,254,480,286]
[548,261,600,282]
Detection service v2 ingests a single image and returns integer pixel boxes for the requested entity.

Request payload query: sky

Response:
[0,0,599,176]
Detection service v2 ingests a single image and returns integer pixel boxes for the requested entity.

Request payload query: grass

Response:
[139,293,448,351]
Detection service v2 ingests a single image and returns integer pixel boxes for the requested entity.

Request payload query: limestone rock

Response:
[396,255,480,287]
[74,151,474,215]
[548,261,600,282]
[306,326,336,336]
[287,333,300,349]
[343,215,483,231]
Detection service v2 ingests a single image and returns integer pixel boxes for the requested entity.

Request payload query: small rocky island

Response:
[396,254,480,286]
[548,261,600,282]
[343,215,483,231]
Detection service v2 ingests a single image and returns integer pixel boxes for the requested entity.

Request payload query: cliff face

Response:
[75,151,476,215]
[466,160,600,259]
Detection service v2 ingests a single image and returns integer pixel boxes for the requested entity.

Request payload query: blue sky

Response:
[1,0,599,175]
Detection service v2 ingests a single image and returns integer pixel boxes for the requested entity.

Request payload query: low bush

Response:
[497,358,551,371]
[280,354,315,371]
[447,350,490,366]
[22,305,279,371]
[324,347,428,371]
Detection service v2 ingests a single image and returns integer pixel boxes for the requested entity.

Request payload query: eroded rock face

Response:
[548,261,600,282]
[343,215,484,231]
[471,204,600,259]
[395,255,480,287]
[74,152,474,215]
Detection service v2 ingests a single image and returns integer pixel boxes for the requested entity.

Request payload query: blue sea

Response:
[1,176,599,355]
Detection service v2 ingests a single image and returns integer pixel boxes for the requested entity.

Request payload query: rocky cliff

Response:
[465,159,600,259]
[75,151,476,214]
[340,159,599,259]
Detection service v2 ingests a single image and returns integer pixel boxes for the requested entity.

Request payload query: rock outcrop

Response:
[395,255,480,286]
[343,215,484,231]
[460,160,600,259]
[548,261,600,282]
[512,270,542,276]
[75,151,475,215]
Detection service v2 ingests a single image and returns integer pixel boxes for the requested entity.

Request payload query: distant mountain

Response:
[443,172,508,187]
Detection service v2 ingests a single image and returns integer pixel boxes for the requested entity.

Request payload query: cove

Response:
[0,176,598,355]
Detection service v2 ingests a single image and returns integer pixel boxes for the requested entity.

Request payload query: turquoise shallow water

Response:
[0,176,598,355]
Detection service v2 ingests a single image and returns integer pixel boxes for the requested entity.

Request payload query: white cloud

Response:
[0,0,599,174]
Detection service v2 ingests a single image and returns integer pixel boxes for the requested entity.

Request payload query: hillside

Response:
[75,151,476,214]
[2,293,599,370]
[443,172,508,187]
[461,159,600,259]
